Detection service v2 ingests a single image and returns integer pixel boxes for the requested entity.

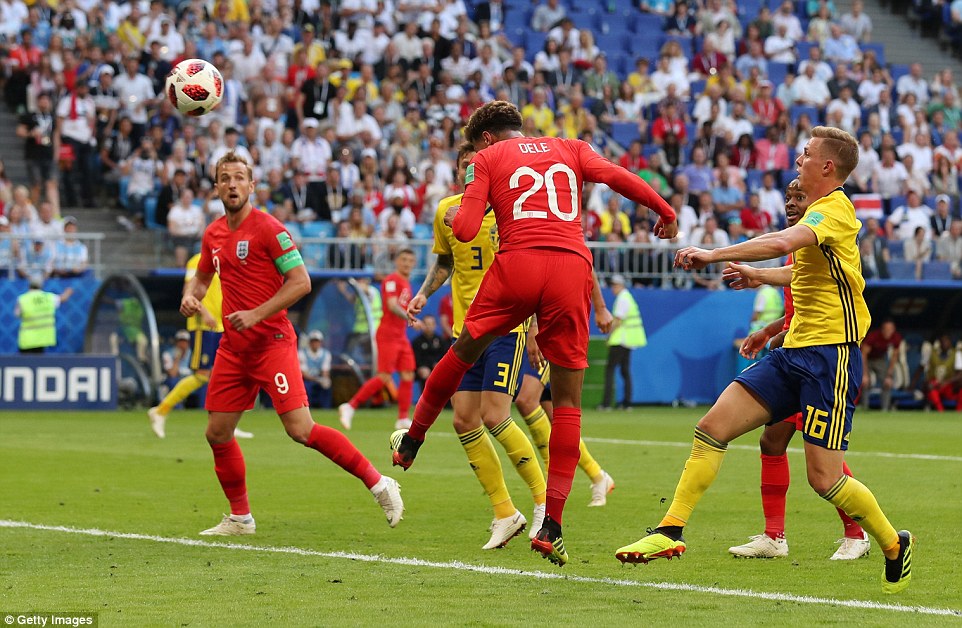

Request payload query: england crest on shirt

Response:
[236,240,249,260]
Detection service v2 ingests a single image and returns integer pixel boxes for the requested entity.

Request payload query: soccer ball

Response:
[390,429,407,451]
[165,59,223,117]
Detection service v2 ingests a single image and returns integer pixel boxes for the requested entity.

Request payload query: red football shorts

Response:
[464,249,592,369]
[783,411,804,431]
[206,342,308,414]
[376,338,416,373]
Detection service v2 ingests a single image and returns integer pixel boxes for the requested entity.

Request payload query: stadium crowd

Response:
[0,0,961,281]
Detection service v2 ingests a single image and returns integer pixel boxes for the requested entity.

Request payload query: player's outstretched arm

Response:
[580,145,678,239]
[722,262,794,289]
[225,264,311,331]
[676,224,817,270]
[740,316,786,359]
[408,253,453,324]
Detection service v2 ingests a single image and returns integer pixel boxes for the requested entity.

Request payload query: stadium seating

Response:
[923,261,953,280]
[886,260,916,280]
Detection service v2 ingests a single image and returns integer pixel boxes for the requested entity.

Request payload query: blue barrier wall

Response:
[0,278,100,354]
[602,289,757,405]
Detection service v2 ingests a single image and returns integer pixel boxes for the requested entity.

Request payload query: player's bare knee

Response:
[286,423,313,444]
[806,467,840,495]
[377,372,392,384]
[759,430,789,456]
[452,413,481,433]
[206,425,234,445]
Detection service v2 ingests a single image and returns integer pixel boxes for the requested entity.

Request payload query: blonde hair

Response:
[811,126,858,180]
[215,152,253,181]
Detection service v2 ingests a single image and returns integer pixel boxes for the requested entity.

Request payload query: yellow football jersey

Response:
[785,189,871,348]
[433,193,523,337]
[185,253,225,332]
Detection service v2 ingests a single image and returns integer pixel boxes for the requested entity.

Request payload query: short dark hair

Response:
[463,100,523,144]
[456,141,476,163]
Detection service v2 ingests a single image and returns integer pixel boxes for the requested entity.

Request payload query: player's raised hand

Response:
[740,329,772,359]
[652,217,679,240]
[674,246,712,270]
[442,204,459,228]
[180,294,202,318]
[595,306,614,334]
[722,262,763,290]
[406,293,427,325]
[225,309,261,331]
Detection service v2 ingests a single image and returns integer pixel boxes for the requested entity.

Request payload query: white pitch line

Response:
[580,437,962,463]
[1,520,958,618]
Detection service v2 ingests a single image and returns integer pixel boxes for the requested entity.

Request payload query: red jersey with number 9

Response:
[198,209,303,352]
[456,137,675,262]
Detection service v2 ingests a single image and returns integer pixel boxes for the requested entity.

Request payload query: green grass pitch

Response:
[1,407,960,626]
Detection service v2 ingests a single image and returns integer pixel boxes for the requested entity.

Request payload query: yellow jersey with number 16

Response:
[433,193,523,337]
[784,189,870,348]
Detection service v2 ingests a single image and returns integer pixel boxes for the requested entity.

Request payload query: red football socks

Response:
[408,349,472,441]
[350,377,385,409]
[211,439,249,515]
[760,453,789,539]
[306,423,381,489]
[544,406,581,526]
[837,461,866,539]
[397,379,413,419]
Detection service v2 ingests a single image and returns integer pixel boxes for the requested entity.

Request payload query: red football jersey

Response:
[198,209,303,352]
[377,271,412,341]
[455,137,675,263]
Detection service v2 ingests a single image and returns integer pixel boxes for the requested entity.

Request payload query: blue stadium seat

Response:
[569,12,597,31]
[891,127,903,145]
[753,126,767,140]
[642,144,660,159]
[610,121,640,148]
[890,64,910,83]
[886,260,915,280]
[689,79,707,98]
[301,243,326,268]
[524,31,547,61]
[504,11,528,33]
[924,261,952,280]
[889,195,907,214]
[767,62,789,86]
[302,220,335,238]
[789,104,820,125]
[412,223,434,240]
[144,196,164,231]
[860,42,886,66]
[796,41,816,62]
[746,169,764,192]
[887,238,904,258]
[778,169,797,187]
[597,31,629,54]
[607,52,631,78]
[632,13,664,33]
[924,195,937,209]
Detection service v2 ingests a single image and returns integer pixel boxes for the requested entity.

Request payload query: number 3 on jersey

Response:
[510,164,579,222]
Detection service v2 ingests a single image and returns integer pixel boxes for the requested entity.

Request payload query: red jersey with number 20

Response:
[377,271,412,341]
[454,137,676,261]
[198,209,304,353]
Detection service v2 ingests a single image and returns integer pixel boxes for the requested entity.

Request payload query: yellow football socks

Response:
[659,427,728,528]
[522,406,552,465]
[489,417,547,504]
[577,440,603,483]
[459,426,515,519]
[158,373,209,415]
[822,475,900,558]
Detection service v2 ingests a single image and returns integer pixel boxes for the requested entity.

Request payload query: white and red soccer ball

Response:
[165,59,223,117]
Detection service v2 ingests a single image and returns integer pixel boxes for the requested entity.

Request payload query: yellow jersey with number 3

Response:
[185,253,225,332]
[433,193,523,337]
[784,189,870,348]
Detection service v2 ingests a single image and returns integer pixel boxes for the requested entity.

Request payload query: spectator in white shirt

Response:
[167,188,205,267]
[335,95,384,147]
[849,131,880,194]
[840,0,873,41]
[792,63,830,107]
[55,82,97,209]
[764,23,797,65]
[896,63,929,106]
[532,0,566,32]
[229,36,267,86]
[872,146,909,205]
[886,190,934,241]
[112,55,157,135]
[468,44,504,92]
[898,130,935,177]
[796,46,833,83]
[209,127,254,175]
[772,0,803,41]
[378,192,416,237]
[392,21,424,68]
[827,86,862,135]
